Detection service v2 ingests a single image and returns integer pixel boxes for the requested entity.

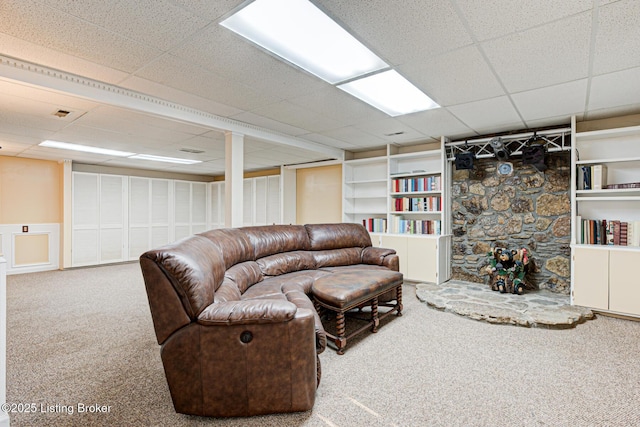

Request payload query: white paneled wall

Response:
[72,172,281,267]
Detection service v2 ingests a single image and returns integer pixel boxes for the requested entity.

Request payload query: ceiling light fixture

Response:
[39,140,135,157]
[220,0,440,116]
[220,0,388,84]
[337,70,440,117]
[129,154,202,164]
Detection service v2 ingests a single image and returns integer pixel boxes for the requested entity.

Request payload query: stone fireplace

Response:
[450,152,571,294]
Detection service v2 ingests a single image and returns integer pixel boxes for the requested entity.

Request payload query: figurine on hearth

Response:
[485,247,529,295]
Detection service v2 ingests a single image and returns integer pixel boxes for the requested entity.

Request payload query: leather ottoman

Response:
[312,270,403,354]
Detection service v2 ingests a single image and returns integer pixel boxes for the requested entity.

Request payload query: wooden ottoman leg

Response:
[335,310,347,355]
[371,297,379,333]
[396,285,403,316]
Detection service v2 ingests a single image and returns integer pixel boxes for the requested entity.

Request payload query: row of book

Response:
[362,218,387,233]
[391,176,441,193]
[389,218,441,235]
[392,196,441,212]
[577,217,640,246]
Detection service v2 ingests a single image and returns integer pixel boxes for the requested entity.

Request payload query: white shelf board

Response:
[576,125,640,141]
[576,156,640,165]
[390,191,441,196]
[345,178,387,184]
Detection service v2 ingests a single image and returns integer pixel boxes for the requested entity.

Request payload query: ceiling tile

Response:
[592,0,640,75]
[135,54,279,111]
[400,45,504,106]
[173,25,327,100]
[512,79,588,122]
[249,101,345,134]
[0,0,163,73]
[448,96,524,133]
[229,111,309,137]
[482,12,592,92]
[457,0,593,41]
[397,108,475,140]
[318,0,472,65]
[317,126,387,148]
[588,67,640,111]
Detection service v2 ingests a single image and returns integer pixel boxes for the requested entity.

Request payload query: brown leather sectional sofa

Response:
[140,222,400,417]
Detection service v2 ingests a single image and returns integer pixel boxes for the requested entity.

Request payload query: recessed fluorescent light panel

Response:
[338,70,440,117]
[129,154,202,165]
[220,0,388,84]
[39,140,135,157]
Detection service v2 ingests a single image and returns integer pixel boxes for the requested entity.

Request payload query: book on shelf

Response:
[389,217,441,235]
[578,218,640,247]
[392,176,441,193]
[603,182,640,189]
[578,164,607,190]
[393,196,441,212]
[362,218,387,233]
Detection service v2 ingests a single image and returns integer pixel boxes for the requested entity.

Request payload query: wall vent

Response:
[53,109,71,118]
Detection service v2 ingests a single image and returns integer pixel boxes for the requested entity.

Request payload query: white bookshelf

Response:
[570,116,640,318]
[342,144,451,283]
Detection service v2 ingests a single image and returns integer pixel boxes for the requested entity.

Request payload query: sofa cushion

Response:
[305,223,372,250]
[214,278,242,303]
[312,248,363,268]
[225,261,263,293]
[241,225,311,259]
[257,251,317,276]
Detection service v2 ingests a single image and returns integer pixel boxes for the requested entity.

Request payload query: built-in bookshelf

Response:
[342,144,451,283]
[571,115,640,318]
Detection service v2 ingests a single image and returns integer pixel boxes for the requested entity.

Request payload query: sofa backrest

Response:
[305,223,372,250]
[140,235,225,344]
[240,225,312,259]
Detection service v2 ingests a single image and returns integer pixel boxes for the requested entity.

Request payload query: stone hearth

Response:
[415,281,594,328]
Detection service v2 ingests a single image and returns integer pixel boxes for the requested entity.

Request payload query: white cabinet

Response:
[243,175,282,226]
[572,246,640,317]
[379,234,451,284]
[571,116,640,318]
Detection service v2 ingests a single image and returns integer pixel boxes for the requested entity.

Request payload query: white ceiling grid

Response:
[0,0,638,175]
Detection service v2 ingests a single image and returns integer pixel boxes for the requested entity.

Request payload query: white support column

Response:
[0,255,9,427]
[225,132,244,228]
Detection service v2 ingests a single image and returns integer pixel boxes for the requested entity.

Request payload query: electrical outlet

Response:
[22,225,28,232]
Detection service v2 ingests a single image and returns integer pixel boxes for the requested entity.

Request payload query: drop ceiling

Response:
[1,0,639,175]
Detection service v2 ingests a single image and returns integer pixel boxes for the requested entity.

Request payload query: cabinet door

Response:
[407,237,437,283]
[572,247,609,310]
[609,249,640,316]
[380,235,408,276]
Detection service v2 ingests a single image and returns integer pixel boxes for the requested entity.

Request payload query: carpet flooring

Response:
[5,262,640,426]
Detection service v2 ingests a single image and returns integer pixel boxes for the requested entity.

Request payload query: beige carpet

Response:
[6,263,640,426]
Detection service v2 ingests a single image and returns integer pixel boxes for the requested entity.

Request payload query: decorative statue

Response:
[485,247,529,295]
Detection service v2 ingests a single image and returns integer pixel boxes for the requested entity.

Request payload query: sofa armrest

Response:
[361,247,399,271]
[197,300,297,325]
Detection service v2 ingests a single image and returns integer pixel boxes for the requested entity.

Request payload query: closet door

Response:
[99,174,127,263]
[151,179,171,247]
[243,179,254,226]
[129,177,151,259]
[72,172,126,266]
[209,181,225,229]
[191,182,207,234]
[254,177,268,226]
[72,173,99,266]
[174,181,191,241]
[267,175,281,225]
